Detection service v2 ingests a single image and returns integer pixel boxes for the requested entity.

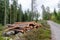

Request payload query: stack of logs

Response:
[4,21,42,35]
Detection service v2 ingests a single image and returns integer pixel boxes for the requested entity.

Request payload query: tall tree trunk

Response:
[10,6,11,24]
[4,0,6,26]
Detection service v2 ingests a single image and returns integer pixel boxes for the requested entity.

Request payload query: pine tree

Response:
[10,4,15,24]
[11,0,18,23]
[54,9,57,17]
[41,5,47,20]
[35,13,40,22]
[0,0,5,25]
[17,4,23,22]
[24,11,28,21]
[6,0,9,24]
[46,6,51,20]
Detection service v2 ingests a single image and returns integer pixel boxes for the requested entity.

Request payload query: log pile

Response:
[3,21,42,36]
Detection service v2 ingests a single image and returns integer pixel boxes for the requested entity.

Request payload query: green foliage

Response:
[0,0,5,25]
[41,5,51,20]
[24,11,28,21]
[17,4,23,22]
[57,11,60,20]
[10,0,18,23]
[0,0,9,25]
[0,25,5,40]
[0,25,11,40]
[0,0,40,25]
[54,9,57,16]
[51,9,60,24]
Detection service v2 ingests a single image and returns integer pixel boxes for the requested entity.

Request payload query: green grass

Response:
[52,19,60,24]
[55,20,60,24]
[0,24,5,40]
[0,24,11,40]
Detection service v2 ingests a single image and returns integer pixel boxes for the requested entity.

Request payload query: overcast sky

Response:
[18,0,59,19]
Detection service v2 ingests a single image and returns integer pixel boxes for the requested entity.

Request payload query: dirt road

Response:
[47,21,60,40]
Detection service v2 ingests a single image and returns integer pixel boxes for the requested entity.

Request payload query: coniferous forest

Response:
[0,0,60,40]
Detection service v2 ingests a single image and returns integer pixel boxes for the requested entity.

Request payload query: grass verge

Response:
[24,20,51,40]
